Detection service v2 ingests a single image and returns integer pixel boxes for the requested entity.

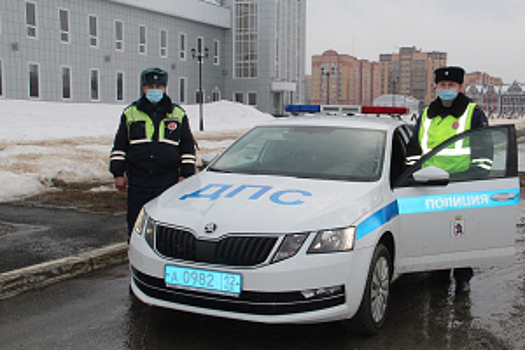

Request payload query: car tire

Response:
[349,243,392,335]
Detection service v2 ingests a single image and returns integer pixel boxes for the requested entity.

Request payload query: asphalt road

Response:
[0,204,126,273]
[0,226,523,350]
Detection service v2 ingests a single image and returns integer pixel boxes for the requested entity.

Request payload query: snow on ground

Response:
[0,99,274,202]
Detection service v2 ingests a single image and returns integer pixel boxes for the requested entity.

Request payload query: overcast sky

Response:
[306,0,524,84]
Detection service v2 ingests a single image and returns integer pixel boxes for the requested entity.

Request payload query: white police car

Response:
[129,106,519,334]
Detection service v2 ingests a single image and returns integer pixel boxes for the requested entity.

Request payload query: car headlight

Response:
[133,208,147,235]
[133,208,155,248]
[272,233,309,263]
[144,217,155,248]
[307,227,356,254]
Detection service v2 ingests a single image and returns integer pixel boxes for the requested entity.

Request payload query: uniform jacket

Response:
[110,94,196,184]
[406,93,489,157]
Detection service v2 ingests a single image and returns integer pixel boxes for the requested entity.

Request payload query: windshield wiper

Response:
[207,167,234,173]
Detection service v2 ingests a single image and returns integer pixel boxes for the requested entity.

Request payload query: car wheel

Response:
[349,243,392,335]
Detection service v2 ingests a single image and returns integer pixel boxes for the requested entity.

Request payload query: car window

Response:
[396,125,516,186]
[209,125,386,181]
[390,129,408,188]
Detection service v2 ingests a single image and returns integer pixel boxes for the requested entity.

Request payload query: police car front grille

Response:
[155,225,278,266]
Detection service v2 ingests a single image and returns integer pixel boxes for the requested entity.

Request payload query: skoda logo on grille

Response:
[204,223,217,234]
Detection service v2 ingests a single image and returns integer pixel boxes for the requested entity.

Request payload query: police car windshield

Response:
[209,125,386,181]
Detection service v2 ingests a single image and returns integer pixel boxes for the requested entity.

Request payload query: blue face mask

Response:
[146,89,164,104]
[438,88,458,103]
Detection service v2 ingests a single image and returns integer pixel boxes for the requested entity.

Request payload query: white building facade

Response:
[465,82,525,118]
[499,81,525,117]
[0,0,305,115]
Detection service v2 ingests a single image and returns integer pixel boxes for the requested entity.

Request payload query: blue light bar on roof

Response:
[285,104,321,113]
[286,104,408,115]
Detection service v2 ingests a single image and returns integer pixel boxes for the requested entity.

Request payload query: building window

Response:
[0,59,3,97]
[234,92,244,103]
[179,77,187,103]
[179,33,186,60]
[88,15,98,47]
[28,63,39,98]
[115,20,124,51]
[59,9,69,43]
[212,89,221,102]
[26,2,37,38]
[116,71,124,101]
[160,29,168,57]
[213,39,220,65]
[61,66,72,99]
[248,92,257,106]
[90,69,99,101]
[234,0,258,78]
[139,25,146,54]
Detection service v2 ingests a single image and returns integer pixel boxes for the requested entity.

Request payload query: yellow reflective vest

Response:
[418,102,476,173]
[124,105,185,146]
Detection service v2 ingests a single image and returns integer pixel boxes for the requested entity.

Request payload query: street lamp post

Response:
[191,47,208,132]
[390,76,399,106]
[321,67,335,105]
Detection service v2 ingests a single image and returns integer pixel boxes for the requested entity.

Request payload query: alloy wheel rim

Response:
[370,256,390,323]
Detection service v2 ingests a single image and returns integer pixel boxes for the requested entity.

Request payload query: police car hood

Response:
[146,171,382,238]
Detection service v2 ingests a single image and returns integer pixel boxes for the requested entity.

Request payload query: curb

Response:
[0,242,128,300]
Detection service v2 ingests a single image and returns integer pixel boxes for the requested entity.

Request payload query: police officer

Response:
[110,67,196,236]
[406,66,491,294]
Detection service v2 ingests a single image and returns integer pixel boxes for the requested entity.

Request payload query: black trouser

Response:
[127,173,178,236]
[433,267,474,283]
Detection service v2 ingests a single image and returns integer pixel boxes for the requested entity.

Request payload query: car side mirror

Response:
[411,166,450,186]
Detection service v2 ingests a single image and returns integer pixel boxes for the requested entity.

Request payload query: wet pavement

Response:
[0,203,128,299]
[0,254,523,349]
[0,203,126,273]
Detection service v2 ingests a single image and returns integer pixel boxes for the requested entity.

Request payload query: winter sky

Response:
[306,0,525,83]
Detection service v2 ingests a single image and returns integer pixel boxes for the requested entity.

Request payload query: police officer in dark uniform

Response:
[110,67,196,236]
[406,66,491,294]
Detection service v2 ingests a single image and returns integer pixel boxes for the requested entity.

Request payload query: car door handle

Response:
[490,193,517,202]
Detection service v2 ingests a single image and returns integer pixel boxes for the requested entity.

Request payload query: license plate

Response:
[164,265,242,296]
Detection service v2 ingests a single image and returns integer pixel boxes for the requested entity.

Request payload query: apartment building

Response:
[379,47,446,106]
[464,71,503,87]
[311,50,380,106]
[0,0,305,116]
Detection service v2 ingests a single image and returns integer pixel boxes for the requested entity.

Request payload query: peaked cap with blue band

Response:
[141,67,168,86]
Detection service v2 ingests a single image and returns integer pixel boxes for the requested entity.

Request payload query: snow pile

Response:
[0,99,274,202]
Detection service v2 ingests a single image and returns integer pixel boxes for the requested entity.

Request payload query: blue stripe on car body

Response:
[355,188,519,241]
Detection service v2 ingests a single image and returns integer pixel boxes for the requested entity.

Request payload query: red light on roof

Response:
[361,106,409,115]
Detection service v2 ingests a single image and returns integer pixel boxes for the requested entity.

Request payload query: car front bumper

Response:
[129,231,373,324]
